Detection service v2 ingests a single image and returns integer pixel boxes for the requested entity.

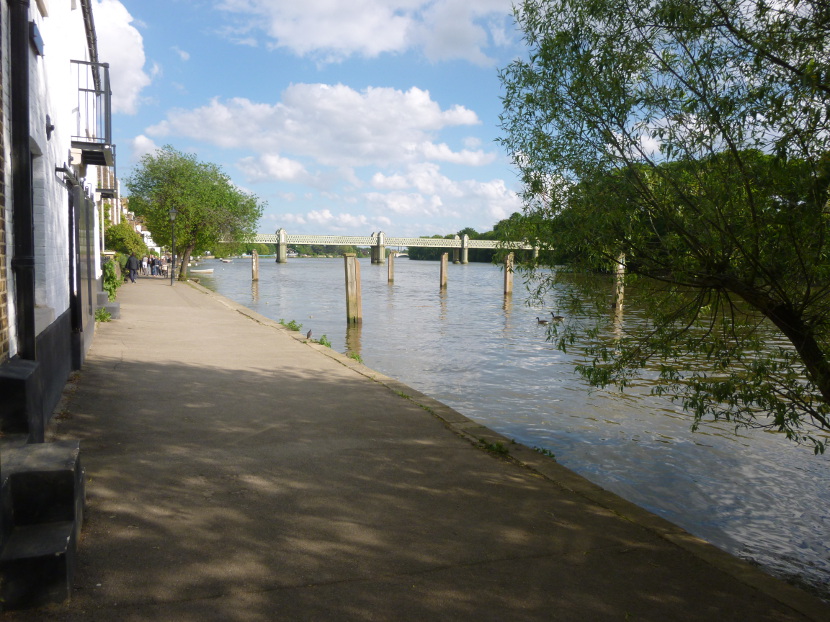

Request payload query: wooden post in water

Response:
[440,253,448,289]
[504,252,514,295]
[344,253,363,324]
[251,250,259,282]
[388,252,395,282]
[614,253,625,313]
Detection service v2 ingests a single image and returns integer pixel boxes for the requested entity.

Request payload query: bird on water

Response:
[536,317,549,325]
[550,312,564,321]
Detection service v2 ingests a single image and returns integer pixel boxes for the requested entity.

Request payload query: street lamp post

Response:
[169,207,178,286]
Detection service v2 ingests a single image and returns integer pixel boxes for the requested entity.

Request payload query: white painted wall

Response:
[29,0,104,334]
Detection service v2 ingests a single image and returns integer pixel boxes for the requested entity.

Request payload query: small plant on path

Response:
[317,334,332,348]
[279,319,303,332]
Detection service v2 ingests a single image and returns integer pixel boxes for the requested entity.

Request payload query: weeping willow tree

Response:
[498,0,830,451]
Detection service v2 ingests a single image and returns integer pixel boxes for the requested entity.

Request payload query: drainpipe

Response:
[9,0,37,360]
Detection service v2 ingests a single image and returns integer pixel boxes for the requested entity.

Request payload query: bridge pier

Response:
[461,234,469,264]
[275,228,288,263]
[452,235,461,264]
[371,231,386,265]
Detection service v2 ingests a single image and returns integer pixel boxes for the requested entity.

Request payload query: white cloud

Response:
[130,134,158,161]
[215,0,515,64]
[146,84,488,172]
[172,46,190,61]
[279,209,389,232]
[365,163,520,224]
[364,191,445,217]
[239,154,308,182]
[93,0,152,114]
[420,143,495,165]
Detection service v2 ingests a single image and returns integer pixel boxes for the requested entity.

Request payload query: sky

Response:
[92,0,528,237]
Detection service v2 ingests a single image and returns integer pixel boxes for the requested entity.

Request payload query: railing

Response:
[248,230,538,264]
[71,60,113,166]
[252,232,535,250]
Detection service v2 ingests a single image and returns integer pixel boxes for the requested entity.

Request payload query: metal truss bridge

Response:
[251,230,537,264]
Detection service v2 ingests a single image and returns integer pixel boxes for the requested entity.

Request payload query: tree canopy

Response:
[104,221,149,257]
[126,146,265,279]
[499,0,830,450]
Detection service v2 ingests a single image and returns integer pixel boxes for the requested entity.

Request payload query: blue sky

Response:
[93,0,527,237]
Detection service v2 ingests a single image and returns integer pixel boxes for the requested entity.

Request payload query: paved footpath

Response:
[6,276,830,621]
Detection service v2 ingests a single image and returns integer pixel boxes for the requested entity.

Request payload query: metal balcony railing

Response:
[71,59,114,167]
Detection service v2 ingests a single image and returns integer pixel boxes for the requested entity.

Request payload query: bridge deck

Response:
[251,234,534,250]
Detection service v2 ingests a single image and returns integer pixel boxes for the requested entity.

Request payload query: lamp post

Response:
[169,207,178,286]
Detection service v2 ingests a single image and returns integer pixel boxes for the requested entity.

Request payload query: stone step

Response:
[99,302,120,319]
[1,441,84,541]
[0,441,85,610]
[96,291,109,306]
[0,521,77,610]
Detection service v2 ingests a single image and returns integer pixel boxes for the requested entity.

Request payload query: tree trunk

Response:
[178,245,195,281]
[720,277,830,430]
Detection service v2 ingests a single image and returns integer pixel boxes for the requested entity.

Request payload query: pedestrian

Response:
[126,252,140,283]
[141,256,149,275]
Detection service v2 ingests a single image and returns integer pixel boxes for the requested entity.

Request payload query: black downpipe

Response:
[68,185,81,334]
[9,0,37,361]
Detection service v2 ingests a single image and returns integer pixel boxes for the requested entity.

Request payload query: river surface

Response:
[195,256,830,599]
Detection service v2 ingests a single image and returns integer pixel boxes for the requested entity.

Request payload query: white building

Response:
[0,0,116,609]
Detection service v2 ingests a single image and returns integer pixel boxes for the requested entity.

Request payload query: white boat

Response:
[220,259,233,263]
[190,268,214,274]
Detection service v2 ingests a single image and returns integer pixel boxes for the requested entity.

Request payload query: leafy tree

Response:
[499,0,830,451]
[104,221,148,256]
[126,146,265,279]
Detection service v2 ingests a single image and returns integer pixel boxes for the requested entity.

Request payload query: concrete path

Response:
[7,276,829,621]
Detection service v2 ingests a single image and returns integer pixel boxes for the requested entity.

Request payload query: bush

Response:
[102,259,121,301]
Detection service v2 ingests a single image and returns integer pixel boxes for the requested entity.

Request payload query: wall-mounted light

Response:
[45,114,55,140]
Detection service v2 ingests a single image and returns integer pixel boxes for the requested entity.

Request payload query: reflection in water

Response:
[198,257,830,599]
[251,280,259,302]
[345,323,362,358]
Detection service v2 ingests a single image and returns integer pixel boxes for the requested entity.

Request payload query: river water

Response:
[195,256,830,599]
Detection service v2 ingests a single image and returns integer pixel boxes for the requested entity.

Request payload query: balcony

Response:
[70,60,114,168]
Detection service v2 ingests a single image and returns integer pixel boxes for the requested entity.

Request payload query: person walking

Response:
[126,253,140,283]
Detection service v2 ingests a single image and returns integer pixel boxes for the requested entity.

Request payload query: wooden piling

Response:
[504,252,514,295]
[251,250,259,282]
[388,252,395,282]
[614,253,625,313]
[344,253,363,324]
[440,253,448,289]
